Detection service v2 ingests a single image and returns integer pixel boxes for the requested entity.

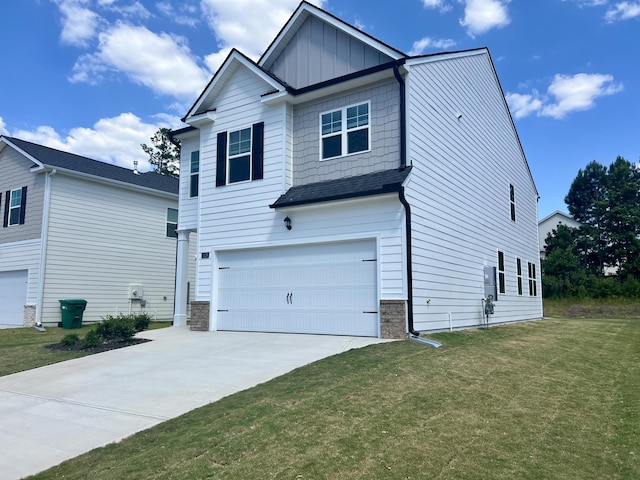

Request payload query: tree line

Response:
[543,156,640,298]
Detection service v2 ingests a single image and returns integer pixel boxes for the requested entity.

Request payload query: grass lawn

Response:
[0,322,171,377]
[27,318,640,480]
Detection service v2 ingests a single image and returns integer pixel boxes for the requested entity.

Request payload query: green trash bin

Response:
[59,299,87,329]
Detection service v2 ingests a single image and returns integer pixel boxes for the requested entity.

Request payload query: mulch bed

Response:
[47,337,152,354]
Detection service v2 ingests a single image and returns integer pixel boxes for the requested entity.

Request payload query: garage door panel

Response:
[0,270,28,326]
[217,240,378,337]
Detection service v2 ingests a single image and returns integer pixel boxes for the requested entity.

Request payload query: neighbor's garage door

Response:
[0,270,28,325]
[217,240,378,336]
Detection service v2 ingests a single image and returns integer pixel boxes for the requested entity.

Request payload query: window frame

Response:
[9,188,22,226]
[497,250,506,295]
[227,127,253,184]
[189,151,199,198]
[516,257,523,296]
[528,261,538,296]
[509,183,516,222]
[166,208,178,238]
[319,101,371,161]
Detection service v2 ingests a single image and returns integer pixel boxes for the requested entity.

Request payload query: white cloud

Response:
[460,0,511,36]
[9,113,181,171]
[0,117,9,136]
[69,23,210,101]
[156,2,199,27]
[53,0,102,47]
[505,92,543,119]
[422,0,453,11]
[199,0,325,68]
[605,2,640,22]
[541,73,623,118]
[409,37,456,55]
[507,73,623,120]
[561,0,608,6]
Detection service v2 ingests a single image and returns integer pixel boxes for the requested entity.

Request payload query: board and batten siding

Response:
[40,174,179,324]
[268,15,394,89]
[405,51,542,331]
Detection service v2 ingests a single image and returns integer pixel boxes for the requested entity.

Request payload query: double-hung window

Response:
[497,250,506,294]
[321,102,369,160]
[166,208,178,238]
[228,128,252,183]
[528,262,538,296]
[216,123,264,187]
[190,151,199,198]
[3,186,27,227]
[509,184,516,222]
[516,258,523,295]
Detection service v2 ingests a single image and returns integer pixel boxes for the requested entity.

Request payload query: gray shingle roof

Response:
[270,167,412,208]
[2,136,178,195]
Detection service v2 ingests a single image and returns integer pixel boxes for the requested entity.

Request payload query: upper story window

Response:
[216,122,264,187]
[3,187,27,227]
[228,128,252,183]
[166,208,178,238]
[190,151,199,198]
[509,184,516,222]
[320,102,370,160]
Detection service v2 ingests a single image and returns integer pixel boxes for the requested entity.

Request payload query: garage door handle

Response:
[286,292,293,304]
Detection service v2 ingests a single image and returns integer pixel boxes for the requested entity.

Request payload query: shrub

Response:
[60,333,80,346]
[133,312,152,332]
[82,329,101,349]
[96,315,137,341]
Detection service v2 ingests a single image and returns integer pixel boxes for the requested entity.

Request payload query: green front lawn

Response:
[0,322,171,377]
[28,318,640,479]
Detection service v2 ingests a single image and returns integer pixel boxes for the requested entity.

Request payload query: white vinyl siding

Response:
[41,175,178,323]
[177,134,200,231]
[405,51,542,330]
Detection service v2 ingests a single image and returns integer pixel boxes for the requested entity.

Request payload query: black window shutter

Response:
[19,186,27,224]
[3,191,9,228]
[216,132,227,187]
[252,122,264,180]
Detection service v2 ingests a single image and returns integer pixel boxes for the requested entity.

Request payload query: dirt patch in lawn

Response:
[47,338,152,355]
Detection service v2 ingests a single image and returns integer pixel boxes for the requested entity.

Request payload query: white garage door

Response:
[217,240,378,336]
[0,270,28,325]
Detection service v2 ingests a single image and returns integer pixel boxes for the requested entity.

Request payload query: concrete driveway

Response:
[0,326,390,479]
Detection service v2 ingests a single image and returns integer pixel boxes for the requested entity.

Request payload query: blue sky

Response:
[1,0,638,218]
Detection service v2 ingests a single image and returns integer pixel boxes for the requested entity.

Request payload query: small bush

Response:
[96,315,137,341]
[82,329,101,349]
[133,313,152,332]
[60,333,80,346]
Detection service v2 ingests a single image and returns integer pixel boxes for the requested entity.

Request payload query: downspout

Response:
[398,187,420,337]
[393,64,407,170]
[394,61,419,337]
[35,169,56,329]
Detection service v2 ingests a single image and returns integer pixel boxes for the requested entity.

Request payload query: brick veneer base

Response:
[23,304,36,327]
[380,300,407,339]
[190,301,210,331]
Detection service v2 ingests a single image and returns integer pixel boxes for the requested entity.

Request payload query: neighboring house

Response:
[0,136,187,327]
[538,210,581,258]
[171,1,543,337]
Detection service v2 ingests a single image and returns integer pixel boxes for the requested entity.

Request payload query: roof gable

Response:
[184,49,286,123]
[259,2,404,89]
[0,136,178,195]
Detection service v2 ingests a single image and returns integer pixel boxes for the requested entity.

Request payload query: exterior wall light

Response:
[284,216,292,230]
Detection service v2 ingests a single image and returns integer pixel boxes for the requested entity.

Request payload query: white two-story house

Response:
[171,1,543,338]
[0,136,184,327]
